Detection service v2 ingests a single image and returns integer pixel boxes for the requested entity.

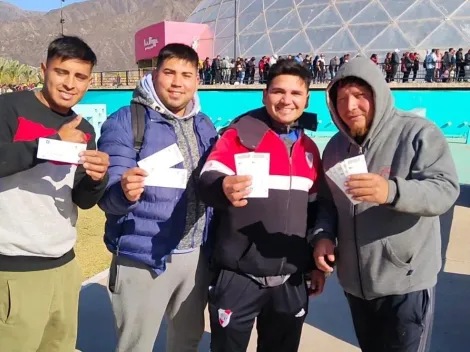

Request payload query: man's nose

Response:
[63,75,74,89]
[347,96,358,111]
[280,94,292,105]
[172,74,183,86]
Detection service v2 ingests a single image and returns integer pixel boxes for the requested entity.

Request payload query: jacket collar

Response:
[229,108,304,150]
[145,105,207,126]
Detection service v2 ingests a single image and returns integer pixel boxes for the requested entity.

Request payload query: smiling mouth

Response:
[276,107,294,113]
[59,91,74,100]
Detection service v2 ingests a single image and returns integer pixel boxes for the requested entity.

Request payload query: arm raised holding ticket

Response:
[71,116,110,209]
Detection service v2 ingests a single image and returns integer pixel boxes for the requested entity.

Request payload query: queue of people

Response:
[0,35,460,352]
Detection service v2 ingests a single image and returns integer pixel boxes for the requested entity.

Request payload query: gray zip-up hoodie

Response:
[312,56,460,300]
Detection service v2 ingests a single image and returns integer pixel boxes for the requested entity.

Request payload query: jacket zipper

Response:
[284,139,294,233]
[116,237,121,257]
[279,131,294,274]
[353,145,366,299]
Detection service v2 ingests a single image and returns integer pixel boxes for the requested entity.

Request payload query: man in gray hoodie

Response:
[310,56,459,352]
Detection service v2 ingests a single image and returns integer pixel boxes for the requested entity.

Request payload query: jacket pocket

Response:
[108,256,121,294]
[382,239,412,269]
[0,280,19,324]
[208,269,237,306]
[359,238,415,297]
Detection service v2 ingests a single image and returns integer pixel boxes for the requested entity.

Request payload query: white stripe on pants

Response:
[418,286,436,352]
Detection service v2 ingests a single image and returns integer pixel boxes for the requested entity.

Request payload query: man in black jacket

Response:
[212,55,222,84]
[456,48,464,81]
[198,59,329,352]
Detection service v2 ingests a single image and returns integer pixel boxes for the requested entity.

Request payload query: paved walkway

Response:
[77,184,470,352]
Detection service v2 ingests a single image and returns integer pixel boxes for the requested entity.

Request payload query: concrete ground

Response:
[76,144,470,352]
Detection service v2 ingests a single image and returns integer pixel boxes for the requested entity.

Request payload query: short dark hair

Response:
[47,35,97,67]
[266,58,312,90]
[156,43,199,71]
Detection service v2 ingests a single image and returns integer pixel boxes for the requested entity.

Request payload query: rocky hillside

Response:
[0,0,199,70]
[0,2,43,22]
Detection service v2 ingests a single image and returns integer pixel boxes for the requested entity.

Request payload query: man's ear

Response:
[151,68,159,82]
[262,88,267,105]
[40,62,46,81]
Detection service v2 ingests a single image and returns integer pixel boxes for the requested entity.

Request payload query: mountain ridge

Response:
[0,2,43,22]
[0,0,199,70]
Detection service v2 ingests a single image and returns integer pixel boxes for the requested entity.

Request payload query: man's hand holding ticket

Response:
[234,152,270,198]
[326,155,368,204]
[222,175,253,208]
[326,154,389,204]
[222,152,270,207]
[345,172,390,205]
[37,116,110,181]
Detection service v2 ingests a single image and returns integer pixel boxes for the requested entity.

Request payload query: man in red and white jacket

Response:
[198,59,332,352]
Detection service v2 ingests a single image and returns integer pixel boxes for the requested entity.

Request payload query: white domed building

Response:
[186,0,470,59]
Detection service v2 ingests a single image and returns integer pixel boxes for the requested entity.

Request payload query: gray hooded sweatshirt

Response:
[312,56,459,300]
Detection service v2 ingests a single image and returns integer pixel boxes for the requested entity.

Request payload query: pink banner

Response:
[135,23,165,62]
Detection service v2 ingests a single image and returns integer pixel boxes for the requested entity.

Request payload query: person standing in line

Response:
[311,56,459,352]
[97,43,218,352]
[0,35,109,351]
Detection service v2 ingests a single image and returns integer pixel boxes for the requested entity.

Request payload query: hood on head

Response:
[131,73,201,120]
[326,56,394,145]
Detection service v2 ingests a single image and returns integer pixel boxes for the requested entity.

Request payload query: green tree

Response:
[0,57,41,85]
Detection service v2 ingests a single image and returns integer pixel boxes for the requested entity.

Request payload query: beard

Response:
[350,125,368,137]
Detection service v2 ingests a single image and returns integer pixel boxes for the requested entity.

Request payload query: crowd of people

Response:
[0,82,41,95]
[381,48,470,83]
[0,34,460,352]
[199,49,470,85]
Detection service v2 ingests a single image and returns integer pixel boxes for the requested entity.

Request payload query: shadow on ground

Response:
[76,283,210,352]
[77,186,470,352]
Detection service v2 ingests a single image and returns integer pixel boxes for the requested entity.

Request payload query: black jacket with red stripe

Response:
[198,108,323,277]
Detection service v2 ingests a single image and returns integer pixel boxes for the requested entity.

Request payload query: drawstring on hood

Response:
[326,56,395,147]
[131,73,201,120]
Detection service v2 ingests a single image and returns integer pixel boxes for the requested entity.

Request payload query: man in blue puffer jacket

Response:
[97,43,217,352]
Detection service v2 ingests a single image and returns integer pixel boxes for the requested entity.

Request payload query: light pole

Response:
[233,0,238,59]
[60,0,65,35]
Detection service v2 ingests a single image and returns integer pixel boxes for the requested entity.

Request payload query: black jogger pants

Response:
[346,287,435,352]
[209,269,308,352]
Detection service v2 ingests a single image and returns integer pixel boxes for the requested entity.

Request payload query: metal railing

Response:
[90,62,469,87]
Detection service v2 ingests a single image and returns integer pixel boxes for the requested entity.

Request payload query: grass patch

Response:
[75,207,111,279]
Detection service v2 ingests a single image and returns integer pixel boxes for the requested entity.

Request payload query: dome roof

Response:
[187,0,470,59]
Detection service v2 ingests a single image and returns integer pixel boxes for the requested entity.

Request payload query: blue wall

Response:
[82,89,470,140]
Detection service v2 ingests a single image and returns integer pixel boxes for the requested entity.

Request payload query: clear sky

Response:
[4,0,86,12]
